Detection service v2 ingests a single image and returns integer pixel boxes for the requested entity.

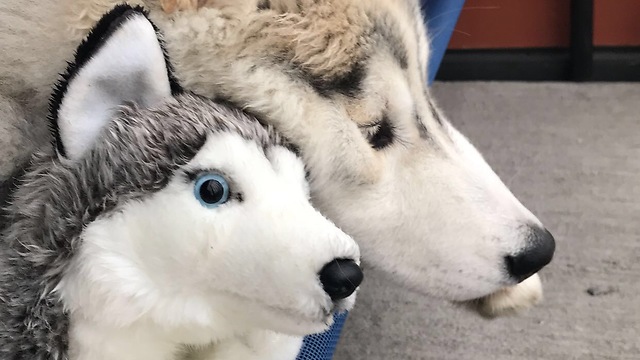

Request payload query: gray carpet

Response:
[335,82,640,360]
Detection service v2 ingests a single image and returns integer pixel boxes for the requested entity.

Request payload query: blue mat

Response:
[295,312,349,360]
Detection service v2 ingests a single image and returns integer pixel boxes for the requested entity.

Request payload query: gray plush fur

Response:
[0,93,283,360]
[0,94,48,216]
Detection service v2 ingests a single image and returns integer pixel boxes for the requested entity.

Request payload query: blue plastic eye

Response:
[194,173,230,208]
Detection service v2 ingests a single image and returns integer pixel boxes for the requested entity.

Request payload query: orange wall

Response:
[594,0,640,46]
[447,0,570,49]
[446,0,640,50]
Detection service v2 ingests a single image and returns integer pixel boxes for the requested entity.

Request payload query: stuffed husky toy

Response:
[0,7,362,360]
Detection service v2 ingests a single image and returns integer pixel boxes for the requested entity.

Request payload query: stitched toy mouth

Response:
[281,295,354,330]
[257,303,341,335]
[329,298,354,316]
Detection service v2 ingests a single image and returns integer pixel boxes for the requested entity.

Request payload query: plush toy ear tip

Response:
[48,4,180,159]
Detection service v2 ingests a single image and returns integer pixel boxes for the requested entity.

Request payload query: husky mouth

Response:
[458,274,543,319]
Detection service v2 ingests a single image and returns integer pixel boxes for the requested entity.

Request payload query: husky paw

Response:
[469,273,543,318]
[160,0,209,13]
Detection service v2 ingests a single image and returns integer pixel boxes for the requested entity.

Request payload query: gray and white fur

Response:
[0,7,361,360]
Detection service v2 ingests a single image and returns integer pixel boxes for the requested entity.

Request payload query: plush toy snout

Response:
[319,259,363,301]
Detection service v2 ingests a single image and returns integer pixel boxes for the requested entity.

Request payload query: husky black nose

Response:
[319,259,363,301]
[506,226,556,282]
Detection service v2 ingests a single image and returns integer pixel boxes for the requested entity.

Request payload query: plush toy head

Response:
[0,5,361,358]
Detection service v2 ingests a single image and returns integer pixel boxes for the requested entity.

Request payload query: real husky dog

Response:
[0,8,362,359]
[0,0,554,330]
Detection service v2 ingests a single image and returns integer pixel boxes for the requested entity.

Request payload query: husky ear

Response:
[48,5,182,160]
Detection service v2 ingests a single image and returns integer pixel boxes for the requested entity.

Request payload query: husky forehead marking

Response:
[229,0,433,126]
[371,18,409,70]
[273,5,413,98]
[215,0,436,153]
[303,16,410,98]
[305,62,366,98]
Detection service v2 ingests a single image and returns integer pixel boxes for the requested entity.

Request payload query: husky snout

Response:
[506,226,555,283]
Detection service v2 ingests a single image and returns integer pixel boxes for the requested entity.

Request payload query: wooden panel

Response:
[446,0,571,49]
[594,0,640,46]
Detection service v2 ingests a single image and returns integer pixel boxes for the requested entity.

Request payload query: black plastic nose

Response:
[506,226,556,282]
[319,259,363,301]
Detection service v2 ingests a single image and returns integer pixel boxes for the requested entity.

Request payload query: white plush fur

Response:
[0,0,549,326]
[60,134,359,360]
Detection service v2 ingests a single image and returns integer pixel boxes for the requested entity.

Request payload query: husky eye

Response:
[194,174,230,208]
[362,117,394,150]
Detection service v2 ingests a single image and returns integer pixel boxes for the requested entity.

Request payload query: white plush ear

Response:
[49,5,179,159]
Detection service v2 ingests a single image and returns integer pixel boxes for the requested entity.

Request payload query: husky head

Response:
[152,0,555,315]
[4,8,361,354]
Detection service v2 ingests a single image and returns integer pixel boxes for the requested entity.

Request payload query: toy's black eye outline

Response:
[193,173,230,208]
